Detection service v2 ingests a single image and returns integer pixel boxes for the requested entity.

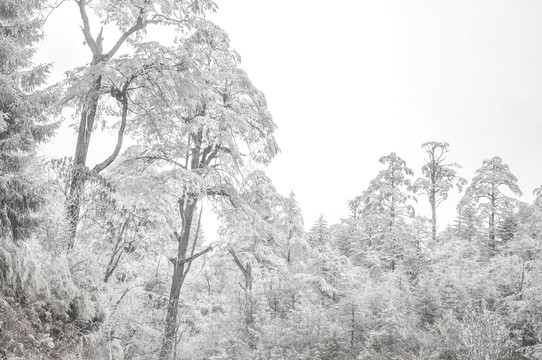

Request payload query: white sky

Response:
[37,0,542,234]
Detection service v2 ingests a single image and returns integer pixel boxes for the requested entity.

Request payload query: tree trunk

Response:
[350,305,355,350]
[67,75,103,248]
[229,248,255,347]
[430,159,438,241]
[488,194,496,250]
[66,0,146,249]
[430,191,437,242]
[159,197,198,360]
[488,211,496,251]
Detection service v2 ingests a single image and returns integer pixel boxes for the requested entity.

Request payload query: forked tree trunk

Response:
[67,76,103,248]
[66,0,147,249]
[67,78,131,249]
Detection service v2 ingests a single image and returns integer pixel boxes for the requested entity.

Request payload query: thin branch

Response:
[228,247,247,274]
[103,7,147,60]
[104,214,131,282]
[149,13,188,25]
[42,0,69,23]
[178,245,213,266]
[134,155,186,169]
[205,187,238,208]
[93,80,131,173]
[115,287,131,307]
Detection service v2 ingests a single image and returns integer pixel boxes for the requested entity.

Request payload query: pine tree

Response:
[309,215,331,246]
[455,198,482,241]
[350,153,416,270]
[0,1,56,241]
[461,156,522,249]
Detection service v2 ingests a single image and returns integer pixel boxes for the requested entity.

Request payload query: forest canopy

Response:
[1,1,542,360]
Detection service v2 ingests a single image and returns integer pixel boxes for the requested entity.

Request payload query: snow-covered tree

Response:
[461,156,522,249]
[414,141,466,241]
[350,152,416,270]
[309,215,331,247]
[62,0,218,247]
[0,0,56,241]
[455,197,483,241]
[105,21,278,358]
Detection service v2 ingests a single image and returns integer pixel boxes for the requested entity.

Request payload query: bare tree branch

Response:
[135,155,187,169]
[76,0,100,57]
[42,0,69,23]
[178,245,213,266]
[93,80,131,173]
[103,7,147,60]
[228,247,247,274]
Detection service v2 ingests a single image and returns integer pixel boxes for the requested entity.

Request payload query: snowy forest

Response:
[2,1,542,359]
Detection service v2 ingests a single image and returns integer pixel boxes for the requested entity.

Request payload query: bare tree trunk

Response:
[160,261,186,360]
[488,194,497,251]
[350,304,355,350]
[430,191,437,242]
[160,199,212,360]
[159,198,197,360]
[67,76,103,248]
[489,211,496,250]
[429,159,438,242]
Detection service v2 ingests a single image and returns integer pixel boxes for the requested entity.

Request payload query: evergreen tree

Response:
[461,156,522,249]
[497,215,518,242]
[455,197,483,241]
[0,0,56,241]
[350,152,416,270]
[309,215,331,246]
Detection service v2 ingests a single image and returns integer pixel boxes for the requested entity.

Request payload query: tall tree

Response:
[349,152,415,270]
[62,0,217,248]
[110,21,278,359]
[358,152,415,228]
[414,141,466,241]
[0,0,56,241]
[461,156,522,249]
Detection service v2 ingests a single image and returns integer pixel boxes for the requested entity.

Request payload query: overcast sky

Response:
[38,0,542,233]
